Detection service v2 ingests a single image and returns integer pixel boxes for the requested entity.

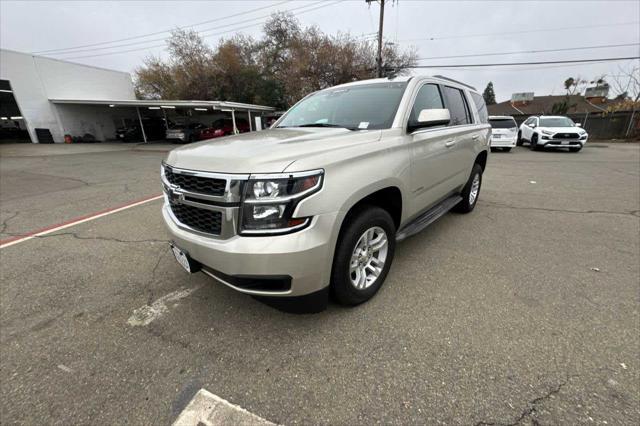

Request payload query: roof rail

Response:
[432,75,477,91]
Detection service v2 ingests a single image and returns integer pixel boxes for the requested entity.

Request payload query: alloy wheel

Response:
[349,226,389,290]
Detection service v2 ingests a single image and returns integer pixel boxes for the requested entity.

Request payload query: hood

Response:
[165,127,382,174]
[539,126,585,134]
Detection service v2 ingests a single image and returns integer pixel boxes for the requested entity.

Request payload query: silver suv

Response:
[161,75,490,309]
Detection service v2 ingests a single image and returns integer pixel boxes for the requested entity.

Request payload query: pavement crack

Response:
[147,248,169,304]
[0,211,20,234]
[475,375,578,426]
[481,201,637,217]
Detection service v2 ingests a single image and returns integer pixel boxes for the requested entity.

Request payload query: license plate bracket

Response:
[170,243,201,273]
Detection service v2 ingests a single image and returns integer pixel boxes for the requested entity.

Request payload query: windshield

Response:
[489,118,517,129]
[277,82,408,130]
[540,117,575,127]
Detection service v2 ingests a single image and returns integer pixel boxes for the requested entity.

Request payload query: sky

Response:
[1,0,639,102]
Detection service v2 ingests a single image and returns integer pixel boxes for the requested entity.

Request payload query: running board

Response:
[395,195,462,242]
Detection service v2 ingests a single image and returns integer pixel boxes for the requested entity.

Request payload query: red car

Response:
[198,118,250,140]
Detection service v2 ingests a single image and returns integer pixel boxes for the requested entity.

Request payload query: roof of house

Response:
[487,95,620,116]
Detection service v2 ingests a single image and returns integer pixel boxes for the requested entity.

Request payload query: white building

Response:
[0,49,273,143]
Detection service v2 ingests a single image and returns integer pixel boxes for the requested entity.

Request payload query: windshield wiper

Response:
[297,123,358,130]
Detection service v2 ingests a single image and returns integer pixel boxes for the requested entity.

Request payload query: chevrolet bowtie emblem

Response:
[169,187,185,203]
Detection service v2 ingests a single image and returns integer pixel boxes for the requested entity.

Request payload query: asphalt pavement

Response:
[1,142,638,425]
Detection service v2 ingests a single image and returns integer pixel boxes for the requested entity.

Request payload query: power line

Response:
[400,21,640,42]
[416,43,640,61]
[392,56,640,69]
[62,1,342,60]
[48,1,327,57]
[34,0,291,54]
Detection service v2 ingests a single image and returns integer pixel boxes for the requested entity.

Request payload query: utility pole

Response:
[366,0,386,78]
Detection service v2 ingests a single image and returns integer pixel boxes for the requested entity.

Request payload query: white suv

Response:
[517,115,588,152]
[489,115,518,152]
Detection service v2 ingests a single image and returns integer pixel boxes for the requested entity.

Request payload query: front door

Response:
[404,83,460,219]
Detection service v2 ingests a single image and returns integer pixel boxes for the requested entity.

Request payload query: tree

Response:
[136,29,216,100]
[564,76,587,95]
[482,82,496,105]
[608,64,640,136]
[135,13,418,108]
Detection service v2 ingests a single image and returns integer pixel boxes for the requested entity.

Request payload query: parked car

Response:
[161,76,490,309]
[488,115,518,152]
[198,118,250,140]
[166,122,206,143]
[518,115,588,152]
[116,118,169,142]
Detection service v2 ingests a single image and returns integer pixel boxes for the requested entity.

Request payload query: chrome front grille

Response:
[169,199,222,235]
[164,166,226,196]
[162,163,248,238]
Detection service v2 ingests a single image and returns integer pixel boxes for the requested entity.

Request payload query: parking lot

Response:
[1,142,638,424]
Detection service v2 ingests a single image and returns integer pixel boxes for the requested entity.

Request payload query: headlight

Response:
[541,130,554,135]
[240,170,323,235]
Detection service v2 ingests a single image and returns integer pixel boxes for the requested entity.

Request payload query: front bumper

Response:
[540,139,586,148]
[162,204,338,297]
[166,134,187,141]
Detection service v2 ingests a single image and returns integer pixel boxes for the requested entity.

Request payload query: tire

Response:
[503,147,512,152]
[516,131,523,146]
[453,163,483,214]
[569,147,582,153]
[529,134,540,151]
[331,206,396,305]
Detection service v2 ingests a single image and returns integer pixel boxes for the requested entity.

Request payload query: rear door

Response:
[440,85,479,189]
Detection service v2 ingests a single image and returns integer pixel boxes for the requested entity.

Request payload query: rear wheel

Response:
[453,163,483,214]
[331,207,396,305]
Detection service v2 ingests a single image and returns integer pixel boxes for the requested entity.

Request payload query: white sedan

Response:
[518,115,588,152]
[489,116,518,152]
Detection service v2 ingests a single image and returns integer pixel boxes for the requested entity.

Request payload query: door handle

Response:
[445,140,456,147]
[472,135,480,140]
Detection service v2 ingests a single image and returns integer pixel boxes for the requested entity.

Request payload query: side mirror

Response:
[411,109,450,132]
[530,123,537,128]
[575,123,582,127]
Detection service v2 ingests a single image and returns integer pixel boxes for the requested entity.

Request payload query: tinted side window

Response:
[470,92,488,123]
[443,86,471,126]
[409,84,444,126]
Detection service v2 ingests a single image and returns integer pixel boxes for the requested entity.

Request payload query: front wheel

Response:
[529,134,541,151]
[453,163,483,214]
[331,207,396,305]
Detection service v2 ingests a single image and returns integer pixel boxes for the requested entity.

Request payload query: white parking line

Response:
[173,389,276,426]
[127,285,203,327]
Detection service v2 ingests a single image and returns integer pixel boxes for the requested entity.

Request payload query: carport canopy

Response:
[49,98,275,142]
